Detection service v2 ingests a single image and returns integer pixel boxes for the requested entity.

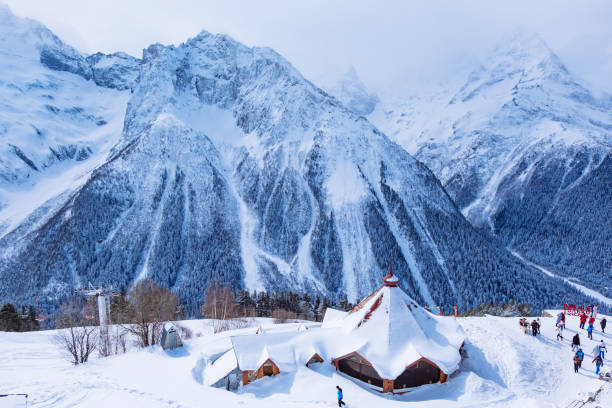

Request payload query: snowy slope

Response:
[0,5,132,235]
[370,32,612,296]
[0,315,611,408]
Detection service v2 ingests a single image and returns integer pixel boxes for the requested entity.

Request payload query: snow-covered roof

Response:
[321,307,347,328]
[338,279,465,378]
[231,267,465,380]
[163,322,178,332]
[231,329,338,372]
[204,349,238,386]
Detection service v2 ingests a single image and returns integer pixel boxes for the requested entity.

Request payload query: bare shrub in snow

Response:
[201,280,236,320]
[54,325,98,365]
[123,280,182,348]
[212,318,249,333]
[53,298,98,365]
[272,308,298,324]
[99,325,129,357]
[201,280,240,333]
[175,323,193,340]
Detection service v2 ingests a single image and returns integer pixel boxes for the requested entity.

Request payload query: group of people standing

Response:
[567,304,608,376]
[518,317,540,336]
[579,311,607,339]
[572,333,607,374]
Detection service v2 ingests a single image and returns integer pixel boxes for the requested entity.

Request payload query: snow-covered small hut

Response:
[231,330,316,385]
[160,322,183,350]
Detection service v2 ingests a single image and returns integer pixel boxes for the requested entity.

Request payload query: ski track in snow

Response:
[1,316,611,408]
[512,251,612,307]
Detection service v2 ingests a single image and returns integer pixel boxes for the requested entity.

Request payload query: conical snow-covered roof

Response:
[335,263,465,379]
[229,264,465,383]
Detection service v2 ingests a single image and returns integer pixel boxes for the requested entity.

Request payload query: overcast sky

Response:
[4,0,612,95]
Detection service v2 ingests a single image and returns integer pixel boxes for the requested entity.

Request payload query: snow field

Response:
[0,314,610,408]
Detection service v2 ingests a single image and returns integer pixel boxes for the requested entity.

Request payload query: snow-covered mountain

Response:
[371,32,612,297]
[0,5,139,236]
[0,7,601,314]
[325,67,379,116]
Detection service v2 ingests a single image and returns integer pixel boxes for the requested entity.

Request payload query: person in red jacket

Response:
[561,313,566,329]
[579,313,587,329]
[589,316,596,326]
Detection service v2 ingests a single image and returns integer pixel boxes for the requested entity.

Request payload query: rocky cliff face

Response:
[371,32,612,297]
[0,8,599,314]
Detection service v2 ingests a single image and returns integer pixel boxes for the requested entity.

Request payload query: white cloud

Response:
[4,0,612,94]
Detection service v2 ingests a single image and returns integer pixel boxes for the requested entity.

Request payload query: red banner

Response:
[564,304,590,316]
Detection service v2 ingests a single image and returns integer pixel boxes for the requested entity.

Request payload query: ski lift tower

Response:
[75,283,120,353]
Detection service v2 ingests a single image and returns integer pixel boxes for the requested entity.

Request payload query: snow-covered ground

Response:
[1,315,610,408]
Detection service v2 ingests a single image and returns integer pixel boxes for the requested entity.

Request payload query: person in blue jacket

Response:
[576,348,584,368]
[587,322,594,340]
[336,385,346,407]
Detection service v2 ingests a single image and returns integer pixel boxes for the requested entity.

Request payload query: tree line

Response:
[0,303,40,332]
[11,279,354,365]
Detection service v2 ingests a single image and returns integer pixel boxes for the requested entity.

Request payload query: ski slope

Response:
[0,315,610,408]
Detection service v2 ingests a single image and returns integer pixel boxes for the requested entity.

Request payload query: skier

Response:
[601,317,607,334]
[556,323,564,341]
[531,319,539,337]
[573,352,581,373]
[589,304,594,317]
[576,347,584,368]
[556,312,563,327]
[579,313,587,330]
[587,322,594,340]
[588,316,596,326]
[571,333,580,350]
[599,340,607,360]
[593,355,603,375]
[593,304,598,319]
[336,385,346,407]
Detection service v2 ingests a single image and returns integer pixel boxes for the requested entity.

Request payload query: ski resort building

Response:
[226,264,465,393]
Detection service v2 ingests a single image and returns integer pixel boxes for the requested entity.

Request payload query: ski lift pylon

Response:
[35,296,47,322]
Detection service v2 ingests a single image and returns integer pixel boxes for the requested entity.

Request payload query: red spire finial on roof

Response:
[382,260,399,287]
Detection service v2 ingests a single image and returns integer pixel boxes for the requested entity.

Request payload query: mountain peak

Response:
[494,31,552,56]
[487,30,568,76]
[328,66,379,116]
[449,30,581,105]
[0,3,15,19]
